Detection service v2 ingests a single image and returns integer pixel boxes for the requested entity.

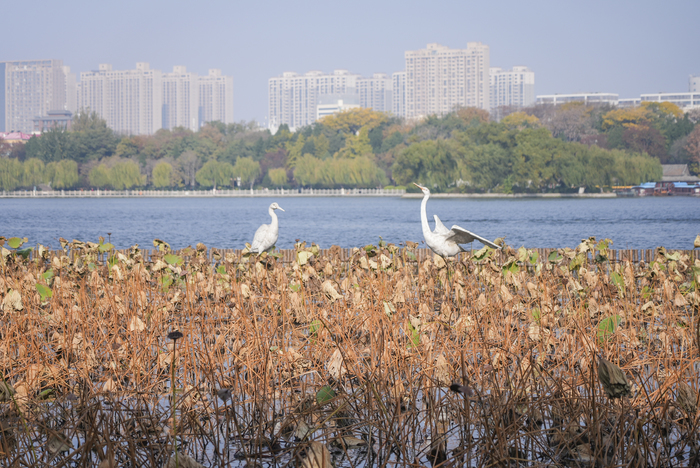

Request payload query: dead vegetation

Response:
[0,235,699,467]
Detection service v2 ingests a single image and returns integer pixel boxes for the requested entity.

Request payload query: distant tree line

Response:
[1,103,698,192]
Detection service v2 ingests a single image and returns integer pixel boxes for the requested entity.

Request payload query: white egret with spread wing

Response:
[413,183,500,257]
[250,202,285,254]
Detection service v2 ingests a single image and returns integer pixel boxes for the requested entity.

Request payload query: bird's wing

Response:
[432,215,451,235]
[251,224,271,252]
[446,225,501,249]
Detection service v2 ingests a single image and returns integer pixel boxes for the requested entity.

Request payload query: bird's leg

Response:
[445,256,456,305]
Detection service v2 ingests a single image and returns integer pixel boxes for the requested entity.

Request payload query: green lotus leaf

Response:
[316,385,336,406]
[164,254,183,266]
[7,237,24,249]
[597,314,622,343]
[16,247,33,259]
[310,319,322,336]
[36,283,52,301]
[98,242,114,253]
[406,320,420,348]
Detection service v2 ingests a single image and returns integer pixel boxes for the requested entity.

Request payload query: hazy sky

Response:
[4,0,698,124]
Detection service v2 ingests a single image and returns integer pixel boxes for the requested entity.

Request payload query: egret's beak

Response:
[413,182,425,190]
[278,207,285,212]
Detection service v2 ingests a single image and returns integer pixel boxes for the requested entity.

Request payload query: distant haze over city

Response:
[1,0,698,124]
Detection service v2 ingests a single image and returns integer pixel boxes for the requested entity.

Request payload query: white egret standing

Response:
[250,202,285,254]
[413,183,500,257]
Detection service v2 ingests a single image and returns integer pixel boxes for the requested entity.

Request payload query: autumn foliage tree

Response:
[318,108,389,134]
[685,125,700,174]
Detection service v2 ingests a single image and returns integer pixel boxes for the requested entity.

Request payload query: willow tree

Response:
[23,158,46,187]
[293,154,320,186]
[232,157,261,190]
[89,164,112,188]
[392,139,462,191]
[111,160,144,189]
[195,160,234,188]
[0,158,23,191]
[46,160,79,189]
[152,162,174,188]
[268,167,288,187]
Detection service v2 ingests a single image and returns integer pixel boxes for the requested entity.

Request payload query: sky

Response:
[4,0,699,124]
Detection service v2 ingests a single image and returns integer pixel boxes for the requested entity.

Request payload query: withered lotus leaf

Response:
[597,356,631,399]
[675,381,698,415]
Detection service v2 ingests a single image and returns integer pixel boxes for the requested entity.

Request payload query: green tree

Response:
[71,109,118,162]
[89,164,112,188]
[463,143,513,191]
[232,157,261,189]
[0,158,23,190]
[46,159,79,189]
[686,125,700,174]
[268,167,288,187]
[392,140,462,190]
[555,144,588,189]
[612,150,662,185]
[110,160,143,189]
[286,134,306,168]
[195,160,235,188]
[115,137,140,159]
[24,127,74,163]
[23,158,46,187]
[349,156,388,187]
[152,162,174,188]
[335,127,374,158]
[509,127,559,191]
[586,146,616,189]
[293,154,320,186]
[314,133,330,158]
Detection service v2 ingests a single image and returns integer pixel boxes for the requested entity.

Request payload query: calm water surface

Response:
[0,196,698,250]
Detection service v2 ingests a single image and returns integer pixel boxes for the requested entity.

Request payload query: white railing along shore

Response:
[0,188,406,198]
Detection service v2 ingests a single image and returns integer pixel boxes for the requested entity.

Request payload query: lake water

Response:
[0,196,698,251]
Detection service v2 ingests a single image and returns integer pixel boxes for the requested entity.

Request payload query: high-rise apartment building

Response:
[198,69,234,127]
[78,63,163,135]
[690,75,700,93]
[268,71,316,131]
[0,59,67,133]
[162,66,199,131]
[489,66,535,109]
[63,66,77,114]
[404,42,490,120]
[79,64,232,134]
[358,73,393,113]
[392,71,407,118]
[268,69,364,131]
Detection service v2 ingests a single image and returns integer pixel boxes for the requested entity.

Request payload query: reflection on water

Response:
[0,196,698,250]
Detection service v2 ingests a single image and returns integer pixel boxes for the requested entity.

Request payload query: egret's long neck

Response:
[420,192,431,236]
[269,207,278,229]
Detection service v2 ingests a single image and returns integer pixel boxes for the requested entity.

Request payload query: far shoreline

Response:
[1,188,623,199]
[3,188,697,199]
[401,192,618,199]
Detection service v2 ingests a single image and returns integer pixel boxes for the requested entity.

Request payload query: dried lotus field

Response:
[1,236,700,468]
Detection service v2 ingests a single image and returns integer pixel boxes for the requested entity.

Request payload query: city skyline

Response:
[1,0,697,124]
